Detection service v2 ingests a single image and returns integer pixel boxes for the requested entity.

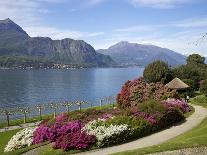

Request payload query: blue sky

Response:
[0,0,207,56]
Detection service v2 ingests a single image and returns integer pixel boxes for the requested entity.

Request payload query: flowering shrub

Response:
[4,127,36,152]
[82,119,130,147]
[104,116,153,139]
[55,113,70,123]
[156,108,184,129]
[162,99,191,113]
[33,125,50,144]
[33,121,82,144]
[117,77,176,109]
[53,131,96,151]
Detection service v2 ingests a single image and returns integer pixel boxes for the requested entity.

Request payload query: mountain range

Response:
[97,41,186,67]
[0,18,189,68]
[0,18,116,68]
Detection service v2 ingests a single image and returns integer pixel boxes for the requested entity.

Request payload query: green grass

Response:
[113,117,207,155]
[0,129,21,154]
[0,128,49,155]
[190,95,207,107]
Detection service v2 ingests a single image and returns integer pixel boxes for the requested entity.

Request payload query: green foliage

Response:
[104,116,152,139]
[156,108,184,129]
[190,95,207,107]
[173,54,207,90]
[137,99,166,115]
[200,80,207,96]
[0,56,54,68]
[186,54,205,65]
[143,60,173,84]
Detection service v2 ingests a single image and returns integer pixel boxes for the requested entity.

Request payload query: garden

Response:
[3,77,192,154]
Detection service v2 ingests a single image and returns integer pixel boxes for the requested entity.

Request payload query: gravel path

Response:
[148,147,207,155]
[22,105,207,155]
[0,121,41,133]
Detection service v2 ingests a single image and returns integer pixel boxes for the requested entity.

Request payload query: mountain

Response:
[97,41,186,67]
[0,18,116,68]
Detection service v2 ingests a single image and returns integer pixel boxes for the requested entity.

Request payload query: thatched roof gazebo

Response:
[165,77,190,90]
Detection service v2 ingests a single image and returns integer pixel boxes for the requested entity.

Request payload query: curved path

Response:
[22,105,207,155]
[76,105,207,155]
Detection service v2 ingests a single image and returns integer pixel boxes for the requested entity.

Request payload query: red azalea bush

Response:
[117,77,176,109]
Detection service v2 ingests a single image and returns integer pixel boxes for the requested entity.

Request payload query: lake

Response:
[0,67,143,120]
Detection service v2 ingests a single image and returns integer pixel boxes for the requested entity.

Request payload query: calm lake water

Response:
[0,67,144,109]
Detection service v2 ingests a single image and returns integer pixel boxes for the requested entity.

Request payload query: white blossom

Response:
[4,127,37,152]
[82,119,130,146]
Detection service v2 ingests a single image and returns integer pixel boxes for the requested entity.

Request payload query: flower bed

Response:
[4,77,192,153]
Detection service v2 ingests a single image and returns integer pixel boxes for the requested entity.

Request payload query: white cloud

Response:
[115,25,157,32]
[129,0,193,9]
[172,17,207,28]
[24,26,104,39]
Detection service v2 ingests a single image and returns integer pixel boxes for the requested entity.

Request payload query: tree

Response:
[187,54,205,65]
[143,61,172,83]
[173,54,207,90]
[200,80,207,96]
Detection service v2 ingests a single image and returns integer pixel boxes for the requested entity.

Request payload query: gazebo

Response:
[165,77,190,90]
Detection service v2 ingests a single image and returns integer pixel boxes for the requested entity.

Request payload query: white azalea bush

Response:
[4,127,37,152]
[82,118,131,147]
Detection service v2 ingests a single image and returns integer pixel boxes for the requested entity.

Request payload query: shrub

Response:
[162,99,191,113]
[33,125,50,144]
[117,77,175,109]
[137,99,166,115]
[33,121,82,144]
[53,131,96,151]
[82,119,131,147]
[104,116,152,138]
[156,108,184,129]
[5,127,37,152]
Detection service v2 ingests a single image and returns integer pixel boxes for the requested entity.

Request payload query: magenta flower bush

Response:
[33,121,82,144]
[53,131,96,151]
[33,125,50,144]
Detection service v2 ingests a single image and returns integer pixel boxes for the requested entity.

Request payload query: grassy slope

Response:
[113,96,207,155]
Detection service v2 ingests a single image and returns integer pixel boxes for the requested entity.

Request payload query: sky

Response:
[0,0,207,56]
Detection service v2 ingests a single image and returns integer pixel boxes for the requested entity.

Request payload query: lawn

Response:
[0,129,20,154]
[190,95,207,107]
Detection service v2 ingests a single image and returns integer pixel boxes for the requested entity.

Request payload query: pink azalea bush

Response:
[162,99,191,113]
